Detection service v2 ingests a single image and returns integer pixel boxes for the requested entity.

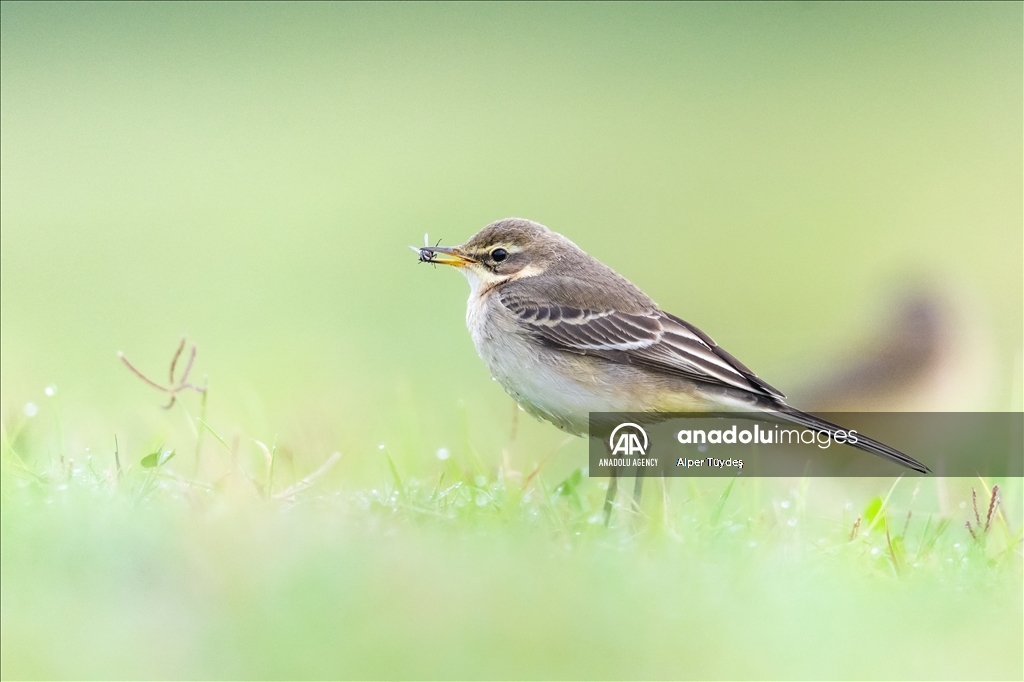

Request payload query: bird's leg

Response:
[603,467,619,526]
[632,475,644,513]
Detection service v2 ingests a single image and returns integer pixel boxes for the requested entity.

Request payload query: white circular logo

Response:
[609,422,649,456]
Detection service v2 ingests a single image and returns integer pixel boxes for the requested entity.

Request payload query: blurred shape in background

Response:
[793,281,996,412]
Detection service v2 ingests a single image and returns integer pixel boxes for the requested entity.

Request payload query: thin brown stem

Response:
[175,346,197,389]
[985,485,999,533]
[169,336,186,385]
[119,352,172,393]
[120,341,207,412]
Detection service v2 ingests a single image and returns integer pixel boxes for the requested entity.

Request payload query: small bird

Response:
[413,217,929,486]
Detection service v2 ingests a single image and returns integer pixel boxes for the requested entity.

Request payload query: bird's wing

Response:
[499,290,785,400]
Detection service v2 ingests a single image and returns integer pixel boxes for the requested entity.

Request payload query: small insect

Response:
[411,234,443,265]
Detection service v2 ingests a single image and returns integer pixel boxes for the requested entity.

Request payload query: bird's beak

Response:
[411,245,477,267]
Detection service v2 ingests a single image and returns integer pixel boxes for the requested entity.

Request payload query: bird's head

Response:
[414,218,580,292]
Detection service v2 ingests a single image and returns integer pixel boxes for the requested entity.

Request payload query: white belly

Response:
[465,290,672,434]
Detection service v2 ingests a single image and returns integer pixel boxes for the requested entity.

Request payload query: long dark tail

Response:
[773,405,930,474]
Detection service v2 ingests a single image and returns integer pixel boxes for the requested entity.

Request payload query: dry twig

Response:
[119,337,206,409]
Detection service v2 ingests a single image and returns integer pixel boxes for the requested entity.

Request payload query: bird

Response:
[413,218,929,517]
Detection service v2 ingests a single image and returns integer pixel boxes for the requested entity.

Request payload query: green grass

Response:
[2,386,1021,680]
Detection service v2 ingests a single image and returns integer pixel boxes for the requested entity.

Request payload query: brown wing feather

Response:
[499,289,785,400]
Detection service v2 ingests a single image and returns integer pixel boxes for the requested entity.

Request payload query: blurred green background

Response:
[2,2,1022,679]
[2,2,1021,454]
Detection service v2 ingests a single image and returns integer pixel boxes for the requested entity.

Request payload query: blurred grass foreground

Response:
[1,3,1022,680]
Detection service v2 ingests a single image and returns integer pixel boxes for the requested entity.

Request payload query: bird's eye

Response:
[491,248,508,262]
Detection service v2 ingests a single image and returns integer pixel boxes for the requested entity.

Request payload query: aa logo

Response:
[609,422,648,456]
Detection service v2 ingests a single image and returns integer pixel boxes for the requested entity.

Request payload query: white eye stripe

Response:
[510,264,544,279]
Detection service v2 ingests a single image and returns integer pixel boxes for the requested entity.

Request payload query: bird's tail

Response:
[772,405,930,474]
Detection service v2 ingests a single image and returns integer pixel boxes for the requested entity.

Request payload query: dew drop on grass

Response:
[23,402,38,417]
[870,547,881,556]
[378,443,385,450]
[436,447,450,461]
[959,501,966,508]
[780,500,791,509]
[787,518,798,527]
[475,492,488,506]
[474,475,487,486]
[44,384,56,397]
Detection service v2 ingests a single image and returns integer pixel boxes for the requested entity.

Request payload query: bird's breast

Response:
[462,287,749,435]
[463,291,624,434]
